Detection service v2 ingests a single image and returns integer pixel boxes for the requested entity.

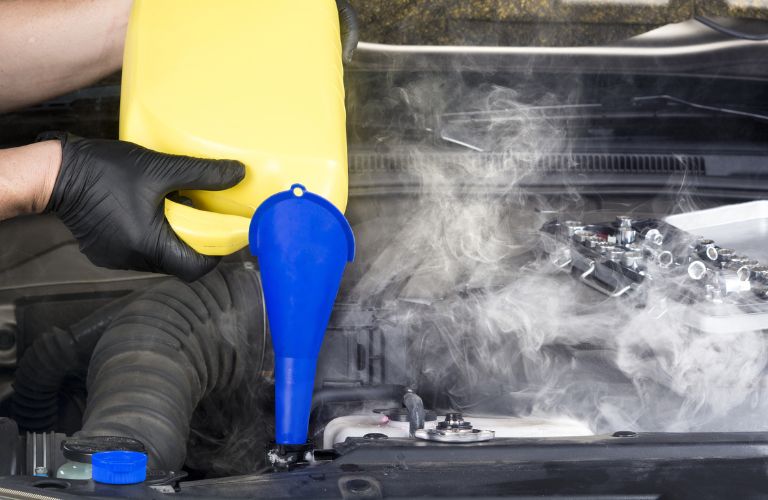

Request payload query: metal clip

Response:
[579,261,632,297]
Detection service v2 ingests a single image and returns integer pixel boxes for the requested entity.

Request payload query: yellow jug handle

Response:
[164,198,251,256]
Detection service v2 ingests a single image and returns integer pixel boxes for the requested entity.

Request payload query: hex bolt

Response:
[688,260,708,280]
[717,248,735,262]
[657,251,674,268]
[695,239,718,261]
[642,228,664,246]
[737,266,751,282]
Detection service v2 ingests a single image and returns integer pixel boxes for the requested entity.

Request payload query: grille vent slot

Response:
[349,152,705,176]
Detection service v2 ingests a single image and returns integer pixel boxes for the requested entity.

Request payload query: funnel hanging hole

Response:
[291,184,307,197]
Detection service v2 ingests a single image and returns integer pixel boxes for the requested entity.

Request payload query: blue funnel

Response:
[249,184,355,445]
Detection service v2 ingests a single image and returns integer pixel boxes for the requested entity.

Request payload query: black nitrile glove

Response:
[40,132,245,281]
[336,0,359,63]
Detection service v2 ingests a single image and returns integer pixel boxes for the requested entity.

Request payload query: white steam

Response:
[343,79,768,434]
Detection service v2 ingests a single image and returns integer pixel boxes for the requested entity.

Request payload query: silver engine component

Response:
[414,413,495,443]
[616,216,637,246]
[322,413,593,448]
[542,215,767,304]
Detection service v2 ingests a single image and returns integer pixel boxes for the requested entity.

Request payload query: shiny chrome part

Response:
[737,266,751,282]
[585,237,602,249]
[598,245,616,255]
[547,215,768,303]
[657,251,674,268]
[706,283,724,303]
[563,220,584,237]
[616,216,636,245]
[579,261,632,297]
[551,247,573,269]
[606,248,625,262]
[749,265,768,283]
[643,246,674,268]
[642,228,664,246]
[694,238,718,261]
[717,248,735,262]
[719,270,751,294]
[620,250,643,269]
[573,230,595,244]
[414,413,495,443]
[695,238,715,248]
[724,256,753,274]
[688,260,708,280]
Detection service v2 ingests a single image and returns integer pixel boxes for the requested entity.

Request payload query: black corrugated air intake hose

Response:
[11,296,136,432]
[78,263,269,472]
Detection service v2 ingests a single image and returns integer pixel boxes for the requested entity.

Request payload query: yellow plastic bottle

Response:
[120,0,348,255]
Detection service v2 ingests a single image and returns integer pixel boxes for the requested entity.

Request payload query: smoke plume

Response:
[341,77,768,434]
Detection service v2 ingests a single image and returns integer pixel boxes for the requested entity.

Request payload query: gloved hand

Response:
[40,132,245,281]
[336,0,359,63]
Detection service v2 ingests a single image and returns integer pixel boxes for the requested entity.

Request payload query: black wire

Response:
[694,16,768,41]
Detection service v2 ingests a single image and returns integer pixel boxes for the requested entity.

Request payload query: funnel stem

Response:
[275,356,319,445]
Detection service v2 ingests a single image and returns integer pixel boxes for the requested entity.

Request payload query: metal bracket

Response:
[579,261,632,298]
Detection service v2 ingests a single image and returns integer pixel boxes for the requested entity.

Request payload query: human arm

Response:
[0,0,133,113]
[1,135,245,281]
[0,141,60,220]
[0,0,358,114]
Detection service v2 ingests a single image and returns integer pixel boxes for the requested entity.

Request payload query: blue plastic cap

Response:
[91,451,147,485]
[250,184,355,445]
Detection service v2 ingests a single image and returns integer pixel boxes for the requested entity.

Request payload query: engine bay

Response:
[1,26,768,498]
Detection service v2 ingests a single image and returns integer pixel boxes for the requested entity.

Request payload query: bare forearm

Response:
[0,0,133,113]
[0,141,61,220]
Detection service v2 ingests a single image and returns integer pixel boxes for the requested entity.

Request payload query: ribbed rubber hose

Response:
[11,296,135,432]
[79,264,267,471]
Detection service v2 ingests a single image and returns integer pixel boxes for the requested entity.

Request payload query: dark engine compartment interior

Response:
[1,23,768,497]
